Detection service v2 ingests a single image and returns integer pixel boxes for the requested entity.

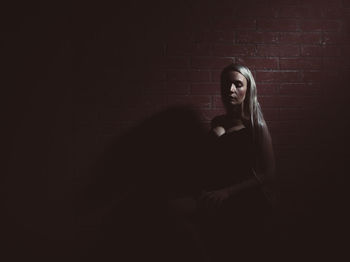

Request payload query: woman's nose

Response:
[230,83,236,92]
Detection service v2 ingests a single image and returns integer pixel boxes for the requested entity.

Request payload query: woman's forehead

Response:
[227,71,247,83]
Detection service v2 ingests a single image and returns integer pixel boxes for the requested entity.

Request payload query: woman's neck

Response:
[226,104,243,121]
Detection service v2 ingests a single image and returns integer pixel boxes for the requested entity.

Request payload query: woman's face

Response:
[222,71,248,106]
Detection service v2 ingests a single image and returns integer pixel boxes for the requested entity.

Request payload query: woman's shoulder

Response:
[210,115,226,137]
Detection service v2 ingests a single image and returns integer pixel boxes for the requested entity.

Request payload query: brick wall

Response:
[79,0,350,176]
[80,0,350,151]
[4,0,350,260]
[73,0,350,256]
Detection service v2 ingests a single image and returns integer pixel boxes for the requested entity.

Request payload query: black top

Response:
[203,127,256,191]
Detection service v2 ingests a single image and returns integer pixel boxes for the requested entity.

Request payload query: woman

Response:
[168,63,275,262]
[200,63,275,208]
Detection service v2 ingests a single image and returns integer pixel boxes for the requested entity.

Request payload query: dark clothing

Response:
[195,127,271,261]
[203,127,256,191]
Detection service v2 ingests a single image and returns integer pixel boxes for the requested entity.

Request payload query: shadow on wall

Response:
[73,106,207,262]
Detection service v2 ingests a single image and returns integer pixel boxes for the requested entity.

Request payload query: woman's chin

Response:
[228,101,242,106]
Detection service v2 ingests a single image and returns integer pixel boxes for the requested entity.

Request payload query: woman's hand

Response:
[197,178,262,210]
[198,188,231,209]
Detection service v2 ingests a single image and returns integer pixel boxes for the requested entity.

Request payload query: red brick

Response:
[323,58,350,70]
[280,58,322,70]
[300,19,342,32]
[244,0,271,5]
[299,20,322,31]
[343,7,350,18]
[198,109,225,122]
[194,30,235,43]
[213,95,224,108]
[322,32,350,44]
[211,2,237,17]
[260,108,279,121]
[166,70,188,81]
[139,95,167,109]
[260,96,322,107]
[189,70,211,82]
[118,94,166,109]
[167,42,211,56]
[190,15,212,31]
[314,70,340,82]
[279,83,322,95]
[191,43,212,56]
[299,118,324,133]
[212,44,256,56]
[341,45,350,57]
[147,69,167,82]
[301,46,323,57]
[213,17,256,30]
[145,42,166,58]
[277,6,323,18]
[266,121,299,133]
[191,83,221,94]
[166,70,210,82]
[322,71,347,88]
[211,71,221,82]
[236,31,279,44]
[235,6,277,18]
[101,108,153,122]
[322,58,339,69]
[299,0,343,6]
[259,96,278,107]
[256,71,300,82]
[167,95,212,108]
[273,133,300,145]
[166,30,193,43]
[279,32,322,44]
[165,82,190,95]
[237,57,279,70]
[322,20,343,31]
[158,56,189,69]
[166,41,193,56]
[257,18,299,31]
[301,45,342,57]
[256,83,279,95]
[257,45,300,57]
[191,57,233,69]
[274,148,299,164]
[143,82,166,94]
[300,71,323,82]
[280,108,318,120]
[322,7,344,18]
[271,0,300,5]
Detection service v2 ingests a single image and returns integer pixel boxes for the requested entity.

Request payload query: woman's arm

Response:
[199,178,260,208]
[200,122,276,207]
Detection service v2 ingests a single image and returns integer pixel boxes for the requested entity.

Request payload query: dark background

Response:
[3,0,350,261]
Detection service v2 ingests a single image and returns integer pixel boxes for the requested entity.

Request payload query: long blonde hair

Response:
[220,63,266,142]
